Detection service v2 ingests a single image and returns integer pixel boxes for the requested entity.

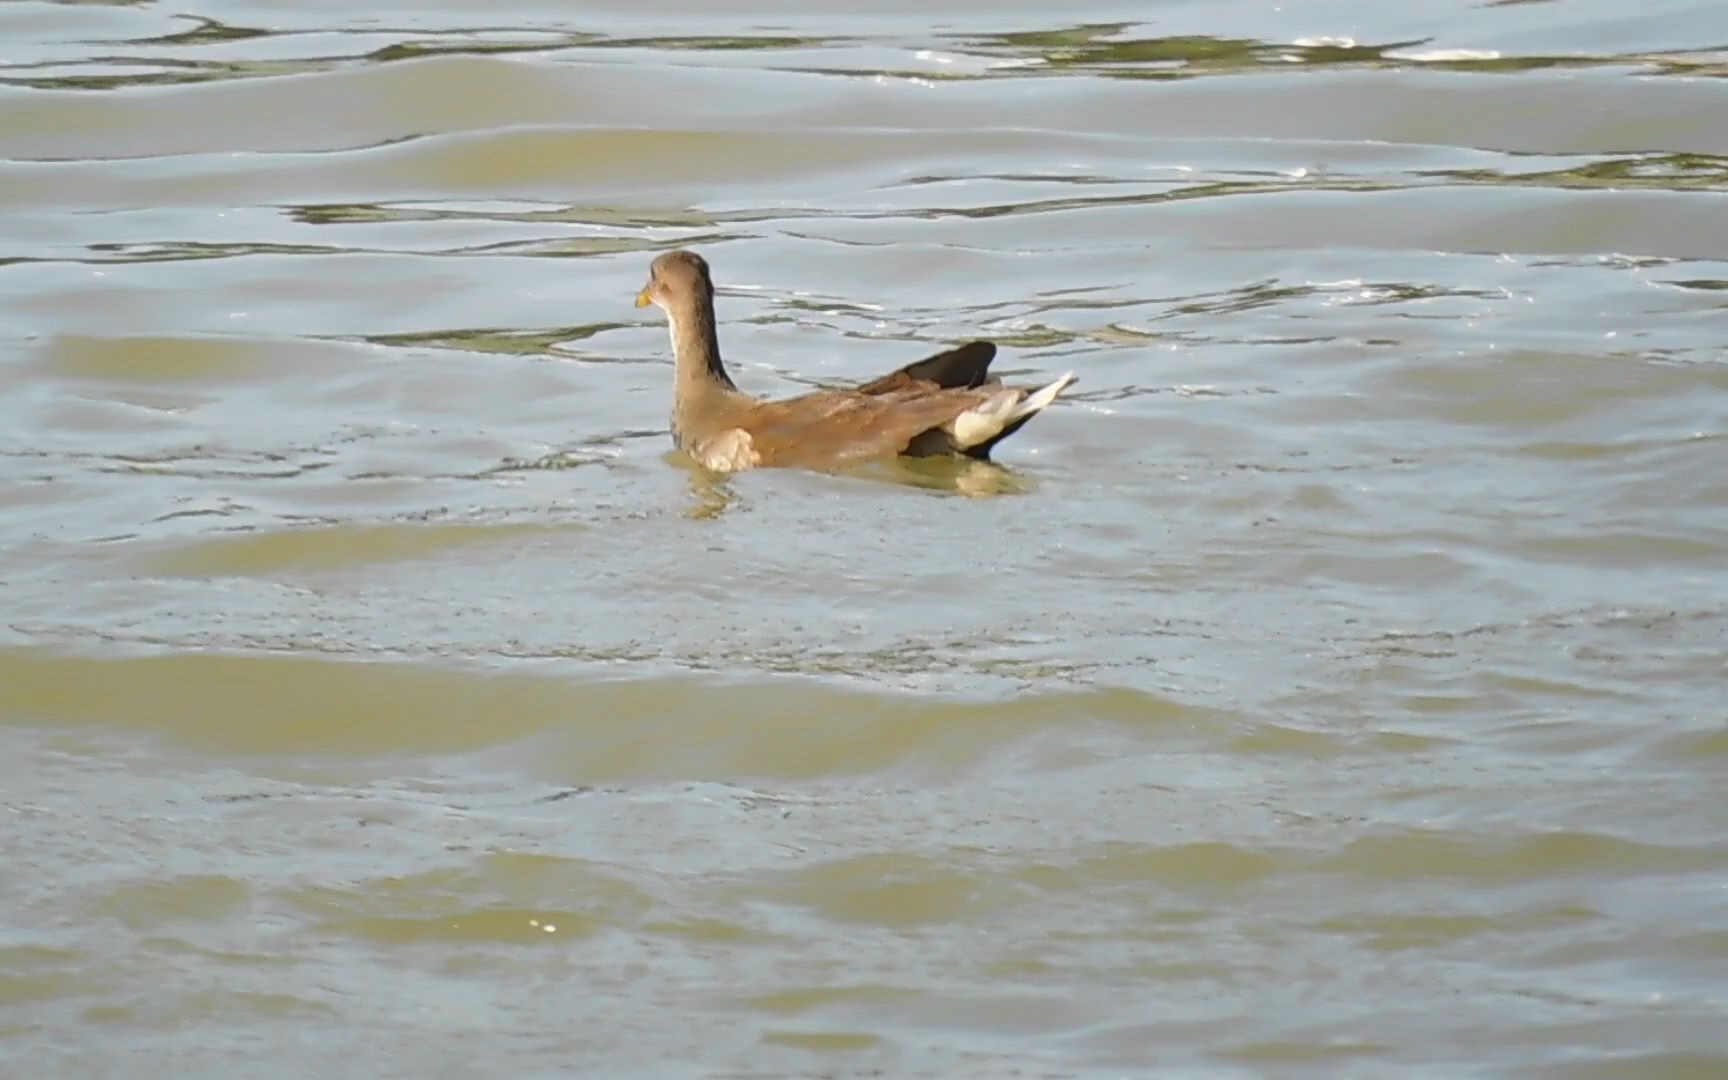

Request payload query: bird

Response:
[633,250,1075,473]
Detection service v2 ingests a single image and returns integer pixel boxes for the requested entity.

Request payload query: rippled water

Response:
[4,0,1728,1075]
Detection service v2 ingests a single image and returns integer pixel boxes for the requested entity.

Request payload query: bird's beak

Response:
[634,287,653,308]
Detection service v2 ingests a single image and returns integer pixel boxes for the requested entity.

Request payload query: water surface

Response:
[3,0,1728,1075]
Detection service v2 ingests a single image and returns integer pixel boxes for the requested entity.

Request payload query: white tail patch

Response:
[946,371,1076,449]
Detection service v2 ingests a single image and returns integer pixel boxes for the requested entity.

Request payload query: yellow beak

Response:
[634,288,653,308]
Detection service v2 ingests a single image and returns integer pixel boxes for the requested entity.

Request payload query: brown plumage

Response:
[634,250,1075,473]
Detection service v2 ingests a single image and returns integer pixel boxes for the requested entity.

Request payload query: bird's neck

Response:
[665,292,743,447]
[666,293,737,403]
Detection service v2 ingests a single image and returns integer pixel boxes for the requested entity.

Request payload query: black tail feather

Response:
[859,341,996,394]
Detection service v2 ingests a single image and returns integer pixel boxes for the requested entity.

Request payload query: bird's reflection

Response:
[673,450,1030,517]
[683,465,738,520]
[875,455,1032,498]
